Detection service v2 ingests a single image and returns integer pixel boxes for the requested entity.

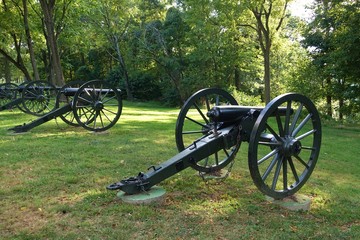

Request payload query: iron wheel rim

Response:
[21,81,57,116]
[248,93,321,199]
[175,88,240,172]
[72,80,122,132]
[0,83,18,107]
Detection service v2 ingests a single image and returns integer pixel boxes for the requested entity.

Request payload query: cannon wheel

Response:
[72,80,122,132]
[21,81,57,116]
[56,80,85,126]
[0,83,18,107]
[248,93,321,199]
[175,88,240,173]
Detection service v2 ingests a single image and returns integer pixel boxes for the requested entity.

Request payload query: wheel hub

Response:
[94,101,104,111]
[282,137,302,157]
[36,95,46,102]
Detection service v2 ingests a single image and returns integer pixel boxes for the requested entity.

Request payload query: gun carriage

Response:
[0,81,57,116]
[6,80,122,133]
[107,88,321,199]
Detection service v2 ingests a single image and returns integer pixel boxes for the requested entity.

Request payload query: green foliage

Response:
[128,71,161,101]
[228,85,263,106]
[302,0,360,120]
[1,0,359,121]
[107,66,162,101]
[106,66,123,87]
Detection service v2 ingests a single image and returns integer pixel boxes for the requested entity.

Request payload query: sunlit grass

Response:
[0,101,359,239]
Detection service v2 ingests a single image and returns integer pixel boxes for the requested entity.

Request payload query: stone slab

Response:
[265,194,311,211]
[117,186,166,205]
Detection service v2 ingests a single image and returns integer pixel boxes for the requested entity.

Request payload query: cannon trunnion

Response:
[108,88,321,199]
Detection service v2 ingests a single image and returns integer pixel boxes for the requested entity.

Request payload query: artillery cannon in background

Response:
[1,80,122,133]
[0,81,58,116]
[107,88,321,199]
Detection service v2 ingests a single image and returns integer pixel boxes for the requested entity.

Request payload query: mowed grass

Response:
[0,101,359,239]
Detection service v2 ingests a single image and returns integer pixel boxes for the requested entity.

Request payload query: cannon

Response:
[107,88,321,199]
[0,81,57,116]
[8,80,122,133]
[0,82,18,108]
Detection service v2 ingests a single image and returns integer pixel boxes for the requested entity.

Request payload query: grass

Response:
[0,100,359,239]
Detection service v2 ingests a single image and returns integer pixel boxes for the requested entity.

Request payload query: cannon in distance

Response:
[0,81,58,116]
[107,88,321,199]
[1,80,123,133]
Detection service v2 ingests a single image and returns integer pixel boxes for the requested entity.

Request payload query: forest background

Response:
[0,0,359,121]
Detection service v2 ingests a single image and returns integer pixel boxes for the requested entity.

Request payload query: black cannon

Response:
[107,88,321,199]
[0,81,57,116]
[8,80,122,133]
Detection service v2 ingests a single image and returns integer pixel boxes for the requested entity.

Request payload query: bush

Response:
[227,85,263,106]
[106,67,162,101]
[129,73,161,101]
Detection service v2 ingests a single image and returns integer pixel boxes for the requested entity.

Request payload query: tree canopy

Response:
[0,0,359,120]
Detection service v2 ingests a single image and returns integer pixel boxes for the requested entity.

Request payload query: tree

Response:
[0,0,32,81]
[302,0,360,119]
[328,1,360,119]
[5,0,41,81]
[162,0,263,101]
[0,56,12,82]
[83,0,141,100]
[39,0,68,86]
[135,7,189,103]
[243,0,290,103]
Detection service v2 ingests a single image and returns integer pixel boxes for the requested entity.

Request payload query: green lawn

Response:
[0,101,359,239]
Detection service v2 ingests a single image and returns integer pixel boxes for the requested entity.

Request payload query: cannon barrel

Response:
[59,87,118,97]
[207,106,292,123]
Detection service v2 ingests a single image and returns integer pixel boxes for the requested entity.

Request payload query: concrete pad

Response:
[117,186,166,205]
[7,131,29,135]
[199,169,229,180]
[265,194,311,211]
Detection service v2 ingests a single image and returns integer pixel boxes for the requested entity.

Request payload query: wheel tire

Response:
[72,80,122,132]
[175,88,240,173]
[21,81,57,116]
[248,93,321,199]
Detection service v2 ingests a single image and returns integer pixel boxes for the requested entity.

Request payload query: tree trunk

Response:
[252,8,272,104]
[0,1,31,82]
[339,98,343,120]
[4,57,12,83]
[0,35,32,81]
[114,36,134,100]
[250,2,288,104]
[168,70,184,103]
[234,66,241,90]
[326,78,332,117]
[263,46,271,103]
[39,0,65,86]
[326,95,332,117]
[22,0,40,81]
